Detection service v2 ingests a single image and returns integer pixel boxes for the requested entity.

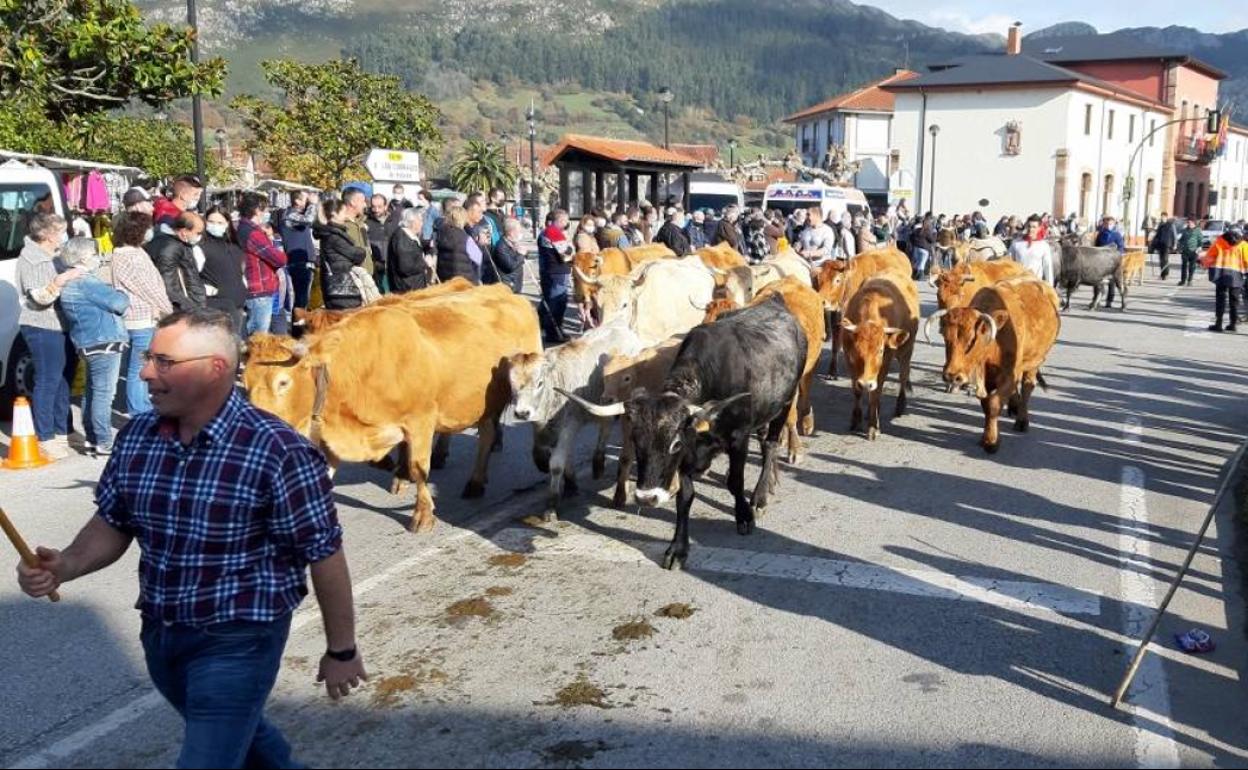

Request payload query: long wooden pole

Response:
[0,506,60,603]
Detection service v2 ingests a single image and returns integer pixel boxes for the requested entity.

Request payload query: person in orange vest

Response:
[1200,226,1248,332]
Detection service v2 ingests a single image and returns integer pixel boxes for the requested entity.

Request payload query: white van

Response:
[763,181,870,223]
[667,172,744,214]
[0,160,67,409]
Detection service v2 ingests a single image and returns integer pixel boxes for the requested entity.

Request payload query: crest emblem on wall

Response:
[1004,120,1022,156]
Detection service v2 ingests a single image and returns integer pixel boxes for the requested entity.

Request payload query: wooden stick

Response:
[0,506,60,603]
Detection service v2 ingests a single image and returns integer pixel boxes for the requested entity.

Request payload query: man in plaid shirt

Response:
[238,192,288,338]
[17,307,364,768]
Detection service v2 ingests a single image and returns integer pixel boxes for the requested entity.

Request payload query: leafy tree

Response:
[449,140,517,195]
[0,0,226,121]
[231,58,443,188]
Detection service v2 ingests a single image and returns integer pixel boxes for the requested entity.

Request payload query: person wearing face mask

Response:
[56,237,129,456]
[145,211,207,313]
[236,193,288,337]
[153,175,204,231]
[15,212,83,460]
[573,214,599,255]
[199,206,248,338]
[110,212,174,415]
[654,207,692,256]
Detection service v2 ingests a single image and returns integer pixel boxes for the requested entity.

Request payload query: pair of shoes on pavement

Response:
[38,436,71,461]
[1208,324,1238,333]
[83,443,113,458]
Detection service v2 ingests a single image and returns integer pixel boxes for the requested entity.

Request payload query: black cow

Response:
[1058,236,1127,311]
[559,295,807,570]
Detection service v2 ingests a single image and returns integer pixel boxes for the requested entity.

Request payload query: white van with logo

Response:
[762,181,870,223]
[1,160,67,411]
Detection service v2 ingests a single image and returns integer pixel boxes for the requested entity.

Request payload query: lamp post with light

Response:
[928,123,941,215]
[526,104,538,239]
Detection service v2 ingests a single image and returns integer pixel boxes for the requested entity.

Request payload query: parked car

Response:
[1201,218,1227,249]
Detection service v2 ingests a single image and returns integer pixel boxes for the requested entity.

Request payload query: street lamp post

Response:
[928,124,941,215]
[526,103,538,239]
[728,138,737,168]
[659,87,674,205]
[188,0,205,208]
[214,128,228,164]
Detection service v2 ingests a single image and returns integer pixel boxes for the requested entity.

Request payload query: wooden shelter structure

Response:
[542,134,704,216]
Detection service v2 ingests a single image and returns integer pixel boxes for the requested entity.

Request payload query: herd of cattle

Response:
[242,239,1070,569]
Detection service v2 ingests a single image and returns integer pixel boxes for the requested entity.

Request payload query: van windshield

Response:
[765,200,817,218]
[689,193,740,215]
[0,182,56,261]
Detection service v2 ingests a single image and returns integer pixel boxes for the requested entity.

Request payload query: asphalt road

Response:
[1,271,1246,768]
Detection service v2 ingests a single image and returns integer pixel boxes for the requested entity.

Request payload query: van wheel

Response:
[1,337,34,419]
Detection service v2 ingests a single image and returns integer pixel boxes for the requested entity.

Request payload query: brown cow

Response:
[243,285,541,532]
[701,276,825,463]
[695,243,748,271]
[930,260,1031,310]
[815,247,911,378]
[601,335,684,506]
[925,276,1060,453]
[289,278,475,336]
[572,244,673,305]
[840,275,918,440]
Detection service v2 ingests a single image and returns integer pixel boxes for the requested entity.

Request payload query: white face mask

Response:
[143,228,155,243]
[188,235,203,246]
[260,211,272,225]
[81,256,101,273]
[206,223,229,238]
[59,231,69,246]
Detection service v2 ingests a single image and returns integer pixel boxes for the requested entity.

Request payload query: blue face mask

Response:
[260,212,272,225]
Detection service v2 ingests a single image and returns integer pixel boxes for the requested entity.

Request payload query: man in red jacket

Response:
[153,175,204,230]
[237,192,288,337]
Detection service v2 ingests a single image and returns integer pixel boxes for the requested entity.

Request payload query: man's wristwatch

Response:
[325,646,357,662]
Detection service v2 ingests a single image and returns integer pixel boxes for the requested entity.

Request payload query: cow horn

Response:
[961,274,976,284]
[977,311,998,343]
[573,267,599,286]
[923,309,948,344]
[840,319,858,333]
[708,265,728,276]
[884,326,906,335]
[688,295,710,311]
[686,391,750,418]
[554,387,627,418]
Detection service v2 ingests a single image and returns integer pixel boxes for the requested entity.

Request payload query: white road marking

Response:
[1118,413,1180,769]
[486,528,1103,616]
[8,489,548,769]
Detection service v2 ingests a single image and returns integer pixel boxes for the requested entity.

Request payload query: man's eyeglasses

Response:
[141,351,217,373]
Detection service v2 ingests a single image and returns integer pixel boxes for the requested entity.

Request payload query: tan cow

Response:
[243,285,541,532]
[750,248,814,294]
[700,276,825,463]
[290,278,475,335]
[925,276,1060,453]
[930,260,1032,310]
[589,255,716,345]
[840,275,918,440]
[815,247,911,378]
[572,244,673,305]
[695,243,748,271]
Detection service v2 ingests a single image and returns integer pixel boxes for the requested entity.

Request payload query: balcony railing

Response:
[1175,134,1218,165]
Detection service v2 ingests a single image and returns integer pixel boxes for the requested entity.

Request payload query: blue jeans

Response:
[19,326,75,441]
[141,614,301,769]
[245,296,274,338]
[539,273,570,341]
[82,351,122,451]
[123,328,154,415]
[912,248,931,276]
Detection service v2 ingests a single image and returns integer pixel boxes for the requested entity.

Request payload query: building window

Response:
[1102,174,1114,218]
[1183,182,1194,216]
[801,124,812,155]
[1145,178,1155,212]
[1080,173,1092,219]
[1129,115,1135,144]
[1084,105,1093,136]
[1107,110,1115,140]
[1150,119,1156,147]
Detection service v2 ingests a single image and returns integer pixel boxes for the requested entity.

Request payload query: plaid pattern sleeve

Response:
[104,392,342,626]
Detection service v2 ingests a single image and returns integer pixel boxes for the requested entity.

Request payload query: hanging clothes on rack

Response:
[84,171,110,212]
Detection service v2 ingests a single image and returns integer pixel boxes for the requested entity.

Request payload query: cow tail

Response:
[1036,371,1049,391]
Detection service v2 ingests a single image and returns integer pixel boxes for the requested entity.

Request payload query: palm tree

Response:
[449,140,519,195]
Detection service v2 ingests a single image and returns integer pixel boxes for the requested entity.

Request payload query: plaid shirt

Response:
[96,391,342,626]
[238,219,288,297]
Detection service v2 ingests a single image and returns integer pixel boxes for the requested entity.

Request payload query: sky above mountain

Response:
[867,0,1248,35]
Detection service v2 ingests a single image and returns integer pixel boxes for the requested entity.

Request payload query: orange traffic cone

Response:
[3,397,49,470]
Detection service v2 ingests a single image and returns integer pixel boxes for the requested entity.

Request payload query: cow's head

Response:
[930,266,977,309]
[815,259,851,311]
[571,250,607,303]
[840,318,909,393]
[926,307,1008,396]
[557,388,749,506]
[242,333,324,434]
[594,273,644,326]
[507,350,560,424]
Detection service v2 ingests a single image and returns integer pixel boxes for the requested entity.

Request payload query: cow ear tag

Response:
[694,419,712,433]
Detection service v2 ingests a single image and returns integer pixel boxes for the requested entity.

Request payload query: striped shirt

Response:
[96,391,342,626]
[110,246,173,329]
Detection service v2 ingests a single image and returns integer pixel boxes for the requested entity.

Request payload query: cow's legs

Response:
[727,433,753,534]
[462,417,496,499]
[591,418,610,480]
[1116,271,1128,311]
[1014,377,1035,433]
[783,398,801,465]
[867,370,883,440]
[430,433,451,470]
[1088,282,1101,311]
[544,421,578,522]
[612,416,635,508]
[662,472,695,571]
[849,382,864,433]
[753,415,786,517]
[402,427,438,533]
[827,320,841,379]
[797,371,815,436]
[894,346,913,418]
[980,390,1002,453]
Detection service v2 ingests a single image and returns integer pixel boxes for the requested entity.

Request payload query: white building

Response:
[884,37,1171,230]
[783,70,916,208]
[1209,124,1248,223]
